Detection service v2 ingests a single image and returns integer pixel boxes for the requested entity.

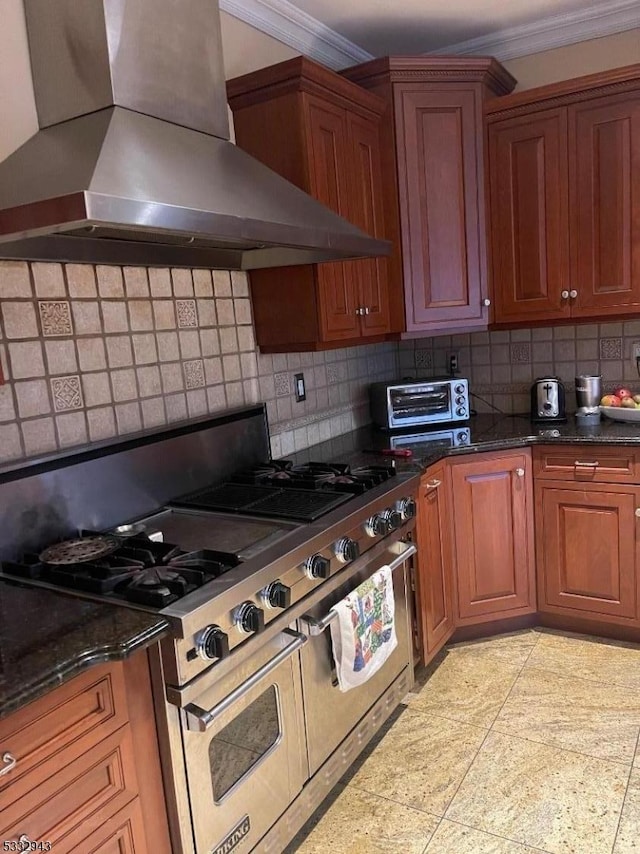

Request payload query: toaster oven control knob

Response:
[335,537,360,564]
[456,406,467,417]
[364,514,389,537]
[457,431,470,444]
[455,383,466,395]
[235,602,265,634]
[262,581,291,610]
[382,508,403,531]
[196,625,230,661]
[456,395,466,405]
[395,497,417,521]
[305,554,331,579]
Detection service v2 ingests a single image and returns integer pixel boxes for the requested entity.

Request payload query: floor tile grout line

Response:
[609,725,640,853]
[440,816,553,853]
[520,660,640,693]
[345,781,442,821]
[487,725,637,768]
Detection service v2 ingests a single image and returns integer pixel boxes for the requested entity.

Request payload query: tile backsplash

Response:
[0,261,398,465]
[400,323,640,414]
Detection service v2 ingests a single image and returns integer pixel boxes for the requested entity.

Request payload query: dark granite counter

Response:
[289,413,640,473]
[0,579,168,719]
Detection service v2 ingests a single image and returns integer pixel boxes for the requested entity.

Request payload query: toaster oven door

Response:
[388,384,452,427]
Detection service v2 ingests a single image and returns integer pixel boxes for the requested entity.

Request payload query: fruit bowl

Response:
[600,405,640,423]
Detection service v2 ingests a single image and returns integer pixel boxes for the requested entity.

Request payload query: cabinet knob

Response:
[561,290,570,299]
[0,752,17,778]
[515,468,525,477]
[364,306,370,315]
[355,307,363,316]
[635,508,640,518]
[482,298,491,307]
[569,289,578,299]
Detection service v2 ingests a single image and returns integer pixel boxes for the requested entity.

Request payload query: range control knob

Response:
[364,514,389,537]
[235,602,265,634]
[195,625,230,661]
[456,406,467,417]
[382,508,403,531]
[395,497,417,521]
[262,581,291,610]
[335,537,360,564]
[455,383,466,395]
[304,554,331,579]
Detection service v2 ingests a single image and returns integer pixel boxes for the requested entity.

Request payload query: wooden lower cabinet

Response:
[449,450,537,624]
[0,651,170,854]
[536,480,640,623]
[415,464,455,664]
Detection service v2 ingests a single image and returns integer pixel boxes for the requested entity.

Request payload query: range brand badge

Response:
[212,816,251,854]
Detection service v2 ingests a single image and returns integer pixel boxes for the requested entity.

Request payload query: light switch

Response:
[294,372,306,402]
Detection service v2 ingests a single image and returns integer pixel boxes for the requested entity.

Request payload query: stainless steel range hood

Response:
[0,0,389,270]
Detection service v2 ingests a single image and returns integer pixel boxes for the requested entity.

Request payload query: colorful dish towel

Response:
[329,565,397,693]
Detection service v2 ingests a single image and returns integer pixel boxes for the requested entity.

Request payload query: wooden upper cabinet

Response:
[570,93,640,316]
[487,65,640,325]
[449,450,536,624]
[342,58,516,335]
[536,481,639,623]
[488,110,571,323]
[227,58,392,352]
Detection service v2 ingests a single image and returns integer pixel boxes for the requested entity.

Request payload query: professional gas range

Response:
[0,407,419,854]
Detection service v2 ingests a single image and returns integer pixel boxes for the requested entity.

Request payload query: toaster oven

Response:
[370,378,469,430]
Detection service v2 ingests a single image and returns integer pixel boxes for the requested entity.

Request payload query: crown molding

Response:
[429,0,640,61]
[219,0,374,70]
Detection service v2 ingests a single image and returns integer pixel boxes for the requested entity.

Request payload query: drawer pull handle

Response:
[574,460,599,467]
[425,479,441,490]
[18,836,33,849]
[0,752,16,778]
[515,468,525,477]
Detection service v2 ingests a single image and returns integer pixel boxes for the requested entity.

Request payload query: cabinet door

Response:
[345,112,391,336]
[537,481,639,621]
[306,97,359,340]
[488,110,571,323]
[415,465,455,664]
[395,86,487,331]
[570,94,640,316]
[451,452,536,623]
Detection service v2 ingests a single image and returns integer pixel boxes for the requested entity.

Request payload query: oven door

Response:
[389,384,453,427]
[181,628,307,854]
[299,541,415,775]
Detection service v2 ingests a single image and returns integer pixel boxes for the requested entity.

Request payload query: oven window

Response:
[209,685,281,802]
[390,386,450,420]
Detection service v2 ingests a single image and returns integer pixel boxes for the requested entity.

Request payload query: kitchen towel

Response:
[329,565,397,692]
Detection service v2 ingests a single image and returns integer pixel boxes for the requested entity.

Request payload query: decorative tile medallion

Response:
[510,343,531,364]
[326,364,340,385]
[50,375,83,412]
[176,299,198,328]
[415,349,433,369]
[184,359,205,389]
[38,301,73,337]
[274,372,291,397]
[599,337,623,360]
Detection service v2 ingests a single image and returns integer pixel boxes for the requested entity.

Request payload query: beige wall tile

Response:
[200,329,220,356]
[132,333,158,365]
[206,384,226,411]
[8,341,45,378]
[123,267,149,298]
[111,368,138,402]
[102,301,128,333]
[96,265,124,297]
[0,261,31,297]
[50,375,83,412]
[231,271,249,297]
[66,264,97,298]
[234,298,252,325]
[82,372,112,407]
[3,302,39,339]
[21,418,55,456]
[216,299,235,326]
[141,397,166,428]
[187,388,207,417]
[226,381,244,407]
[219,327,238,354]
[38,300,73,337]
[87,406,116,442]
[106,336,133,368]
[153,300,176,330]
[148,268,172,298]
[128,300,153,331]
[33,263,65,298]
[15,379,51,417]
[213,270,232,297]
[184,359,205,389]
[204,357,223,386]
[166,392,188,422]
[161,363,184,394]
[156,331,180,362]
[136,366,162,398]
[172,269,194,297]
[222,354,241,382]
[193,269,213,297]
[77,338,107,372]
[56,412,88,447]
[0,387,16,422]
[72,301,102,335]
[115,401,142,434]
[176,299,198,328]
[0,422,23,460]
[179,330,201,360]
[197,299,216,327]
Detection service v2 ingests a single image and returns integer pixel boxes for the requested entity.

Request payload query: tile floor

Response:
[287,629,640,854]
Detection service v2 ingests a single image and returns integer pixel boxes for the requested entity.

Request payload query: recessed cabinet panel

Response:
[570,94,640,315]
[488,109,570,323]
[397,87,484,329]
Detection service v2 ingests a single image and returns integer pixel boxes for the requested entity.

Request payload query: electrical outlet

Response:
[448,353,459,375]
[634,343,640,361]
[294,372,306,402]
[0,362,4,386]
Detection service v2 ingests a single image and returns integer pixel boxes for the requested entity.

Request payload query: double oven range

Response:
[0,406,418,854]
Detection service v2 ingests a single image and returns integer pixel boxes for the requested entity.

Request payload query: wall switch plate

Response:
[0,362,4,386]
[294,372,306,402]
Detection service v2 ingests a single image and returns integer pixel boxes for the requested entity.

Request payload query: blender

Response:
[575,375,601,425]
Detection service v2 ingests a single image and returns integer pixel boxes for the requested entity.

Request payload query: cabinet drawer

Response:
[72,799,147,854]
[0,663,128,795]
[1,725,139,853]
[533,446,638,482]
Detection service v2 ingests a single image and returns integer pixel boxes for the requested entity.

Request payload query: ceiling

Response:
[278,0,635,56]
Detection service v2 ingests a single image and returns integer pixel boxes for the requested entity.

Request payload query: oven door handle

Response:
[300,542,417,637]
[183,628,307,733]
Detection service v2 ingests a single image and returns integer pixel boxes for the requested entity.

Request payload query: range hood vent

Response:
[0,0,389,270]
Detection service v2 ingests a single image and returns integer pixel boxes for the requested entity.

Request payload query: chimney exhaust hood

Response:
[0,0,390,270]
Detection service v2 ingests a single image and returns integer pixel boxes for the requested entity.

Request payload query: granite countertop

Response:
[0,580,168,719]
[289,413,640,473]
